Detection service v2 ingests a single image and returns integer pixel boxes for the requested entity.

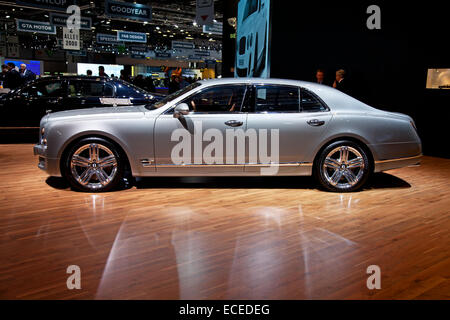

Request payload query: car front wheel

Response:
[63,138,124,192]
[315,140,371,192]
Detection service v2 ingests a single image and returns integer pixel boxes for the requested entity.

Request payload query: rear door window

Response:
[254,85,300,112]
[300,89,327,112]
[68,80,114,97]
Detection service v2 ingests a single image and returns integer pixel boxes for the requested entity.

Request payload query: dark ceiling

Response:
[0,0,223,52]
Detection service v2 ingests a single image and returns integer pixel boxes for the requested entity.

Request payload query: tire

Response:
[63,137,124,192]
[314,140,371,192]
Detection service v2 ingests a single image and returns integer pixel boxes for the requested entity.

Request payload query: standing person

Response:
[168,76,180,94]
[145,76,156,92]
[86,69,93,76]
[333,69,349,94]
[20,64,36,83]
[315,69,326,85]
[120,69,130,82]
[98,66,109,77]
[0,64,8,87]
[4,62,23,90]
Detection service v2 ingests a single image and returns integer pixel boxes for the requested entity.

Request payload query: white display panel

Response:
[77,63,124,77]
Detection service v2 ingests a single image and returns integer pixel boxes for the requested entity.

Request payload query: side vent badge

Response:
[140,159,153,167]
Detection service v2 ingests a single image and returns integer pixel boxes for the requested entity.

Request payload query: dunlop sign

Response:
[16,0,77,12]
[105,0,152,22]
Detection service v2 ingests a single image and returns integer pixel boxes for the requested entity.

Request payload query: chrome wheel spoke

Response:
[330,169,344,185]
[339,147,349,163]
[79,168,95,185]
[343,169,357,185]
[71,155,90,168]
[98,155,117,168]
[324,157,341,169]
[96,169,109,185]
[89,144,99,161]
[347,157,364,169]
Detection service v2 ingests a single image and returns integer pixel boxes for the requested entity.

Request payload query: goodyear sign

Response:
[105,0,152,22]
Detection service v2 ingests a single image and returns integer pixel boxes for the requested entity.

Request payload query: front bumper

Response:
[33,143,61,176]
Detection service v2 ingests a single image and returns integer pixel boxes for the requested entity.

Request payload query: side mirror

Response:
[173,103,190,118]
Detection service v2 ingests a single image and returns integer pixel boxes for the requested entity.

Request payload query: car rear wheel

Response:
[315,140,371,192]
[63,138,124,192]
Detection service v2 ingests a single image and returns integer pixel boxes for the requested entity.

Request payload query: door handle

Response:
[307,119,325,126]
[225,120,244,127]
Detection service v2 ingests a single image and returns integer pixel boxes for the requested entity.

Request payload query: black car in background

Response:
[0,76,164,130]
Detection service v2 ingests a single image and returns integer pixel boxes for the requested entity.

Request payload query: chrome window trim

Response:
[162,83,250,115]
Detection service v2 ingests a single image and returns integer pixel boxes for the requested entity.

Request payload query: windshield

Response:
[145,82,201,110]
[243,0,258,21]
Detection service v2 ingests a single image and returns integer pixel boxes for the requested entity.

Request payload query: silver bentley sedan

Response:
[34,78,422,192]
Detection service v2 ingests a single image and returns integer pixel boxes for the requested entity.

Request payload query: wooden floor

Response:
[0,144,449,299]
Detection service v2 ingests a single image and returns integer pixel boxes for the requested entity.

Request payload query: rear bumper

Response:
[33,143,61,176]
[374,154,422,172]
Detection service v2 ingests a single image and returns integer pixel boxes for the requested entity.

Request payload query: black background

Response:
[223,0,450,158]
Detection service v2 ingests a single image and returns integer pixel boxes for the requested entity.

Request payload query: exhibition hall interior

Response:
[0,0,449,304]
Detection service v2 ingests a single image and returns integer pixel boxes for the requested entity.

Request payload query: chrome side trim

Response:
[155,162,313,168]
[374,154,422,164]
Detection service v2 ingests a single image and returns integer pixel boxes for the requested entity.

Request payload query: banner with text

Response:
[17,0,77,12]
[50,13,92,30]
[105,0,152,22]
[196,0,214,26]
[16,19,56,35]
[63,27,80,50]
[96,33,121,45]
[172,41,195,50]
[203,22,223,35]
[117,31,147,43]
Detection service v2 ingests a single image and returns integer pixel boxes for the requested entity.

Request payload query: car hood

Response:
[47,105,147,122]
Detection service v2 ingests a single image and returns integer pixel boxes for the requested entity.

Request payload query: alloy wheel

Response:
[70,143,118,191]
[322,146,365,189]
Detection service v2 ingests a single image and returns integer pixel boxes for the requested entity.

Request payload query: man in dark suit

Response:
[4,62,23,90]
[333,69,349,94]
[20,64,36,83]
[315,69,326,85]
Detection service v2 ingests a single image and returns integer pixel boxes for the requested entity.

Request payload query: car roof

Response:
[198,78,376,113]
[198,77,330,91]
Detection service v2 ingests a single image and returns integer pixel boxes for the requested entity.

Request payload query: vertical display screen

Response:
[234,0,271,78]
